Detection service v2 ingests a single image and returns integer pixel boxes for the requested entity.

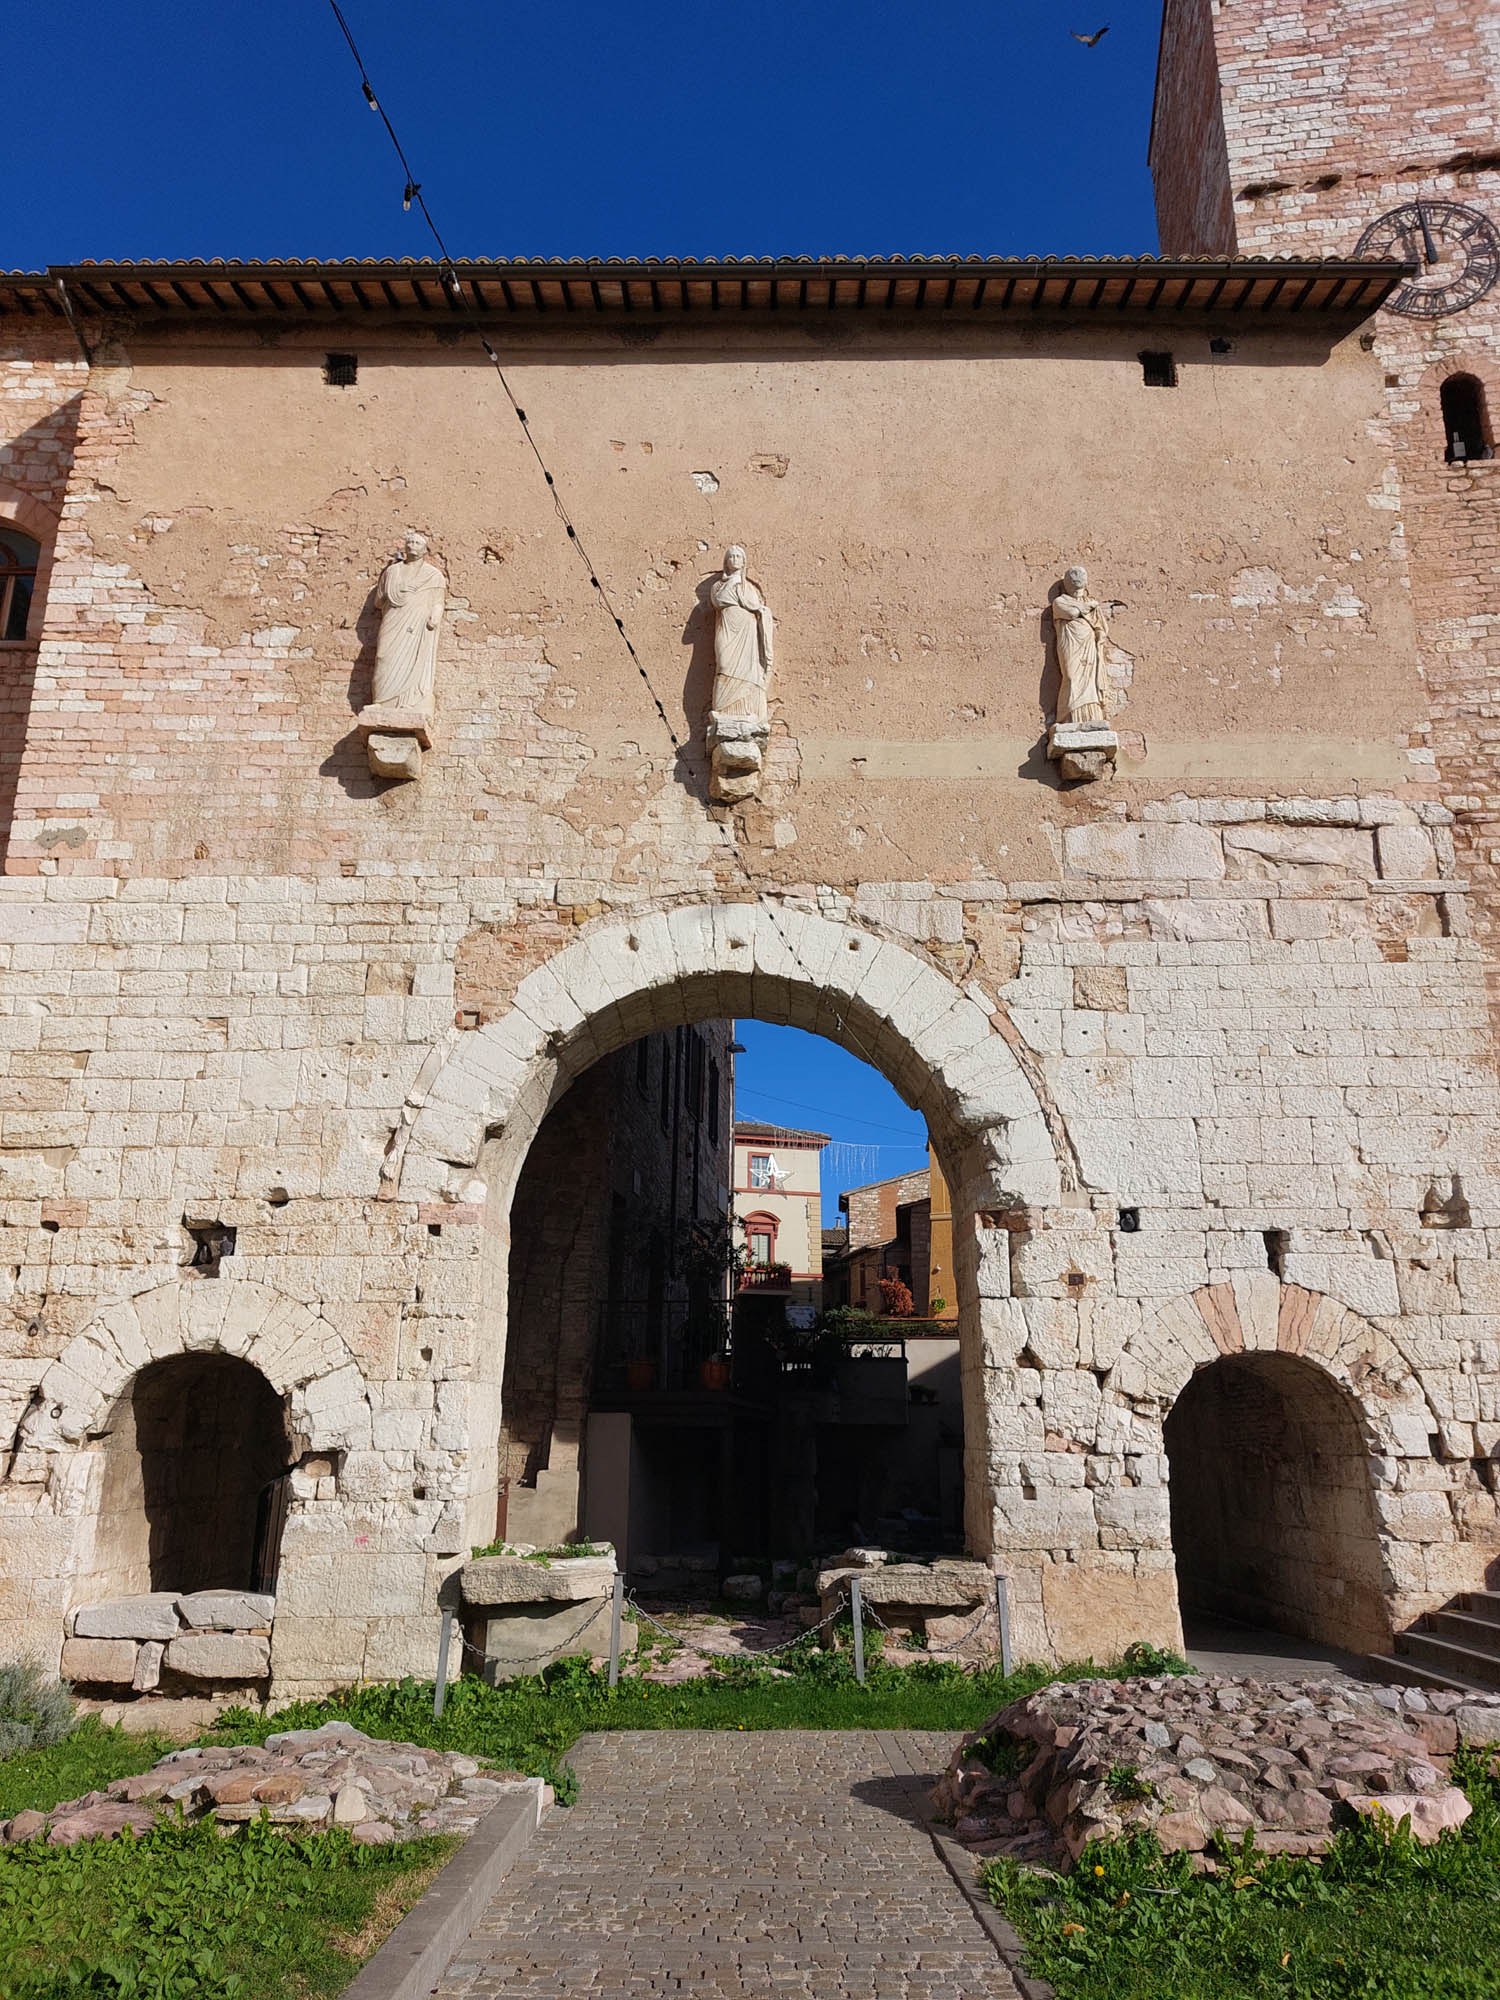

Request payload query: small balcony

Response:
[738,1262,793,1293]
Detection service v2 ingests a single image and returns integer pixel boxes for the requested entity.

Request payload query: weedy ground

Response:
[202,1634,1194,1804]
[983,1745,1500,2000]
[0,1812,455,2000]
[0,1638,1190,2000]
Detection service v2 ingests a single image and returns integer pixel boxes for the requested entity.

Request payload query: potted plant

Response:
[625,1356,656,1391]
[699,1352,730,1391]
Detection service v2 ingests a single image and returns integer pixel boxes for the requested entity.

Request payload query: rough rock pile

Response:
[932,1675,1500,1867]
[0,1720,546,1848]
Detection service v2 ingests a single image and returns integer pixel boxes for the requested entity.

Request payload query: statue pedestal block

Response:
[357,706,432,784]
[1048,720,1118,784]
[707,711,770,804]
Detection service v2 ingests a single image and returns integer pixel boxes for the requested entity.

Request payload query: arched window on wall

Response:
[0,527,39,640]
[1441,374,1493,464]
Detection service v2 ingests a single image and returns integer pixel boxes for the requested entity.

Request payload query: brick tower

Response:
[1152,0,1500,990]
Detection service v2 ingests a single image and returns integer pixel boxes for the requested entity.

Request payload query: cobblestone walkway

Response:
[434,1730,1022,1999]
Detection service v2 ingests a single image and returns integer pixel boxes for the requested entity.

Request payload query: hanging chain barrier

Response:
[621,1588,849,1662]
[858,1588,1003,1663]
[435,1571,1013,1712]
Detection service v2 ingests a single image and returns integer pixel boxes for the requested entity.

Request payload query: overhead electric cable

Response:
[735,1086,927,1140]
[320,2,906,1087]
[324,0,682,756]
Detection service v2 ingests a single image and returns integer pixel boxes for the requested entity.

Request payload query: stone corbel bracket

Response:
[707,711,770,804]
[357,705,433,783]
[1048,720,1118,784]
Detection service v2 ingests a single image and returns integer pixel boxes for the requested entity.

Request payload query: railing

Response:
[738,1263,793,1292]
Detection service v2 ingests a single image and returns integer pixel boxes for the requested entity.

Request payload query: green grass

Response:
[205,1639,1194,1805]
[0,1716,177,1819]
[983,1747,1500,2000]
[0,1637,1189,2000]
[0,1813,456,2000]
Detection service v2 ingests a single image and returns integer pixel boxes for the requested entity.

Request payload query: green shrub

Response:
[0,1660,75,1759]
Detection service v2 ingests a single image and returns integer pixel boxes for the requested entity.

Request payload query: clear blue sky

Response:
[733,1023,929,1226]
[15,1,1163,269]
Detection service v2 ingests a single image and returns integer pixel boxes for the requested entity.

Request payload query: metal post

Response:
[850,1576,866,1686]
[994,1572,1013,1679]
[607,1571,625,1688]
[433,1607,454,1719]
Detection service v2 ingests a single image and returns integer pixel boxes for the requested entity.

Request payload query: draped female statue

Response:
[1051,564,1110,726]
[706,545,775,803]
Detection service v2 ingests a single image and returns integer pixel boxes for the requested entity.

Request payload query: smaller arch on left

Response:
[82,1353,293,1605]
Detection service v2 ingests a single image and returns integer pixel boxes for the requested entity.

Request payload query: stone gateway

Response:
[1,0,1499,1701]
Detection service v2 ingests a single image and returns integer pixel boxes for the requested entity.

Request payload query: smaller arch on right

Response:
[1439,371,1494,464]
[1164,1349,1390,1656]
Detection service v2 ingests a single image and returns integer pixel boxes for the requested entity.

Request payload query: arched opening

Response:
[86,1354,294,1601]
[1441,373,1493,463]
[1165,1352,1389,1655]
[495,1012,969,1592]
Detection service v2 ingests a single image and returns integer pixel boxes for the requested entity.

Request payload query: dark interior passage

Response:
[1165,1353,1391,1656]
[88,1353,292,1599]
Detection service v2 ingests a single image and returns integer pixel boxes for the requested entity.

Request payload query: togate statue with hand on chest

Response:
[357,531,446,783]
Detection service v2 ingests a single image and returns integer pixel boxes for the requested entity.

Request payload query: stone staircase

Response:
[1369,1589,1500,1692]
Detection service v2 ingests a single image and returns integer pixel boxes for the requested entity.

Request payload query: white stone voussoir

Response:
[29,1279,366,1455]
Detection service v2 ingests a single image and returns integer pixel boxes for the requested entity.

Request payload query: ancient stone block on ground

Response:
[177,1590,276,1630]
[461,1551,616,1604]
[60,1636,139,1684]
[72,1594,182,1641]
[164,1631,271,1680]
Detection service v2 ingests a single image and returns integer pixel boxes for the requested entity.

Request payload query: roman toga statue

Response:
[1052,564,1110,725]
[371,532,446,715]
[710,545,774,725]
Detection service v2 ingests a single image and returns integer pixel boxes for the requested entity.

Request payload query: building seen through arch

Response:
[500,1022,967,1583]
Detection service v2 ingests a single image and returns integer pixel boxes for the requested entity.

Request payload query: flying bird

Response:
[1071,25,1109,44]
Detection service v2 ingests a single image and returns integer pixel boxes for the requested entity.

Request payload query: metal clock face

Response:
[1355,201,1500,318]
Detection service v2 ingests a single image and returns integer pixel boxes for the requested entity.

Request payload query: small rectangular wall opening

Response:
[1140,350,1178,388]
[323,352,359,387]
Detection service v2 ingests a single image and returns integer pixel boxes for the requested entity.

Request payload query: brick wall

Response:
[1149,0,1236,255]
[1152,0,1500,1026]
[841,1169,930,1254]
[0,342,82,866]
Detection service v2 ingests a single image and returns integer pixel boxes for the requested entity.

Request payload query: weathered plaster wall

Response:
[9,321,1429,888]
[1,306,1497,1688]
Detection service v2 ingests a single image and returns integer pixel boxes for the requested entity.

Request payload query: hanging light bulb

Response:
[403,182,421,212]
[362,79,379,109]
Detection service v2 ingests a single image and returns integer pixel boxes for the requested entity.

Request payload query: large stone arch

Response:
[394,899,1064,1562]
[396,900,1063,1214]
[21,1277,370,1459]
